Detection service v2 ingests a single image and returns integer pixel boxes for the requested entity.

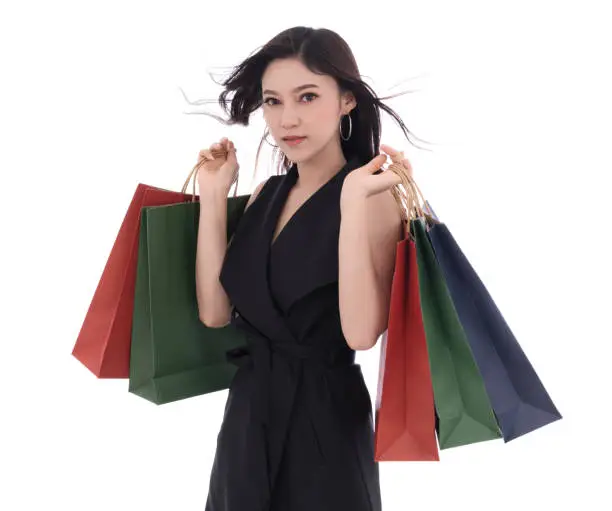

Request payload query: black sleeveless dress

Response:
[205,155,382,511]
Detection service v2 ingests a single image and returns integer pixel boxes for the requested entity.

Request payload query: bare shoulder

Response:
[244,177,271,212]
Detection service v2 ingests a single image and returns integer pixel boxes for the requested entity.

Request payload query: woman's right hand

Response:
[196,137,239,194]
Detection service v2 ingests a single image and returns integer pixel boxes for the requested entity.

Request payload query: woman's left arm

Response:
[338,189,403,351]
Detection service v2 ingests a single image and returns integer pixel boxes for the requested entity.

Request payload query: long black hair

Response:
[181,26,433,193]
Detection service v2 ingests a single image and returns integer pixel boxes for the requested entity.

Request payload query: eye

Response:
[301,92,318,102]
[263,92,318,106]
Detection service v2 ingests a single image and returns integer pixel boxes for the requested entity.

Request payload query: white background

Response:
[2,0,610,509]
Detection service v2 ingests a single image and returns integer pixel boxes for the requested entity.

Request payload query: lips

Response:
[282,136,306,141]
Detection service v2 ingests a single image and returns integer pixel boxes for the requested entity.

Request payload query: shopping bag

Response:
[128,197,250,404]
[413,218,502,449]
[72,184,194,378]
[426,219,562,441]
[374,231,439,461]
[72,145,243,379]
[72,148,243,378]
[423,200,439,221]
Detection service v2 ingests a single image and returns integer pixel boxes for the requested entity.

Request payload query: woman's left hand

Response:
[341,144,413,205]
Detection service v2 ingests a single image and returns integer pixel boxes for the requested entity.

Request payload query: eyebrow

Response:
[262,84,320,95]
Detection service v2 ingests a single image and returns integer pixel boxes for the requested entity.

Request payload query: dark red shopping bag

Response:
[71,183,194,378]
[374,235,439,461]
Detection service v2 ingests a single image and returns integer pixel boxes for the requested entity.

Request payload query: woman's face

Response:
[261,57,353,162]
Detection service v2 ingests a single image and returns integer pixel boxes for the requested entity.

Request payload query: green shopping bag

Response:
[129,195,250,404]
[413,218,502,448]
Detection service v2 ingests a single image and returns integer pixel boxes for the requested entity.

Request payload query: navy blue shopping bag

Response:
[425,216,562,441]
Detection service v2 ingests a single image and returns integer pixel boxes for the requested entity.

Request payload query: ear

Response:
[341,90,356,113]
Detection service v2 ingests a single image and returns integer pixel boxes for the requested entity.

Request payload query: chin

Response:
[287,147,318,164]
[285,154,305,164]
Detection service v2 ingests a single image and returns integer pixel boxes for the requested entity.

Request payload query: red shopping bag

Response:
[374,236,439,461]
[71,183,194,378]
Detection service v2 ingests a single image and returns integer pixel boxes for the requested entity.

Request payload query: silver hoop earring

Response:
[340,113,352,141]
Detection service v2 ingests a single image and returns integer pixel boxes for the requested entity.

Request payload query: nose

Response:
[279,106,300,129]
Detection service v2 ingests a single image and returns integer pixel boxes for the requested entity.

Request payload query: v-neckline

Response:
[269,157,357,250]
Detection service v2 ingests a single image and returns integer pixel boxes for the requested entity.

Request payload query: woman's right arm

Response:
[196,178,268,328]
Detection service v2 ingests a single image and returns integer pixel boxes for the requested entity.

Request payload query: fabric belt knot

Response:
[225,318,355,427]
[223,316,356,502]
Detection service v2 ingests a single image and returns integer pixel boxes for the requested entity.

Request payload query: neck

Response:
[294,140,347,191]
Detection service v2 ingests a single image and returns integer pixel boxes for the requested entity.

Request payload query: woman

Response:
[193,26,424,511]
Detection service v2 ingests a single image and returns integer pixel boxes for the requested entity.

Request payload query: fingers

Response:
[364,154,387,173]
[380,143,412,172]
[371,153,387,165]
[380,144,403,162]
[379,143,397,157]
[199,148,214,160]
[226,141,238,163]
[199,137,238,171]
[210,137,236,154]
